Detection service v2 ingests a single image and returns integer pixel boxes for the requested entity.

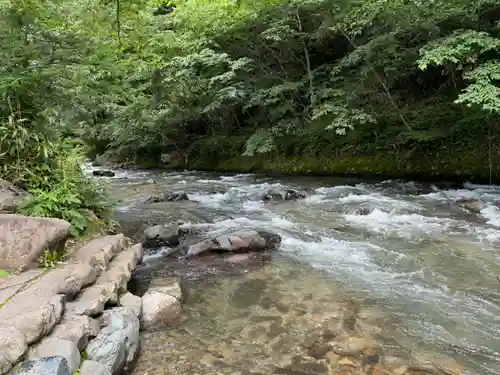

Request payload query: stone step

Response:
[27,338,80,375]
[0,235,132,375]
[118,292,141,318]
[65,244,143,316]
[48,314,100,350]
[70,234,130,275]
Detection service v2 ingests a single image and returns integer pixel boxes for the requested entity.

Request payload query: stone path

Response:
[0,234,144,375]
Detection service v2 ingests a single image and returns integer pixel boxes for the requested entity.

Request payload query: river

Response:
[87,165,500,375]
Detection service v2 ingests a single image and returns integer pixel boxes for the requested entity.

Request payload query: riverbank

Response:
[133,146,500,185]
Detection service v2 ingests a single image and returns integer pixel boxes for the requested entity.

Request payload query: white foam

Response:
[338,193,423,210]
[480,205,500,227]
[190,192,228,206]
[220,174,254,181]
[344,208,467,240]
[315,185,363,195]
[143,247,172,262]
[242,200,265,212]
[475,228,500,243]
[302,194,325,204]
[198,179,223,184]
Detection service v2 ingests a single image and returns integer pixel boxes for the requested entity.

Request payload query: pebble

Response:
[307,341,332,359]
[366,363,394,375]
[331,337,373,356]
[393,366,409,375]
[362,347,380,365]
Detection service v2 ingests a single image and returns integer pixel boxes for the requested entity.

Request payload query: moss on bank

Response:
[160,147,500,184]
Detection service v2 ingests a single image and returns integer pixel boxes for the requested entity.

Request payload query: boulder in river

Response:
[348,207,373,216]
[263,188,307,201]
[143,225,182,248]
[0,214,71,272]
[456,198,484,215]
[92,170,115,177]
[0,179,31,213]
[184,229,281,258]
[143,191,189,204]
[140,278,182,331]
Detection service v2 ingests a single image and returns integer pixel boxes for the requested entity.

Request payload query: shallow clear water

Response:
[87,165,500,375]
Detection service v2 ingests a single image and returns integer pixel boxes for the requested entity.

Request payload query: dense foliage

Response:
[0,0,111,233]
[1,0,499,185]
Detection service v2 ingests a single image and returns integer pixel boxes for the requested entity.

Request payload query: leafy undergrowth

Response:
[0,117,112,236]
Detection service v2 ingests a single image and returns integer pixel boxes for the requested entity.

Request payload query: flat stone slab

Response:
[0,238,139,374]
[66,283,117,317]
[0,264,94,322]
[66,243,143,315]
[0,215,70,272]
[0,270,43,291]
[48,315,100,350]
[0,237,136,374]
[71,235,130,274]
[0,325,27,374]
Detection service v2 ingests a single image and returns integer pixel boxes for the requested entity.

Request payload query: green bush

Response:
[0,116,110,236]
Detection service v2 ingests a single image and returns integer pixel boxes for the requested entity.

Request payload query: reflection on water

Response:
[90,165,500,375]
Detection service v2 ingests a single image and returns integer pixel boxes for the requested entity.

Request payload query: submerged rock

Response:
[143,191,189,203]
[0,179,31,213]
[92,170,115,177]
[184,229,281,258]
[456,199,483,215]
[140,278,182,331]
[349,207,373,216]
[143,225,181,248]
[330,336,373,356]
[263,188,307,201]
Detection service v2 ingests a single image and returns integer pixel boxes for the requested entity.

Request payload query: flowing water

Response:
[86,165,500,375]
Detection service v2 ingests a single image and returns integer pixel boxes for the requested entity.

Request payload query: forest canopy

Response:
[0,0,499,183]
